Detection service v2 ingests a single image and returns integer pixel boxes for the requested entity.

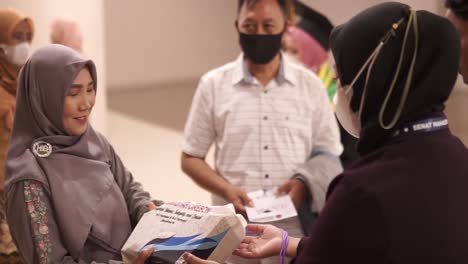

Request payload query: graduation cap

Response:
[294,0,334,50]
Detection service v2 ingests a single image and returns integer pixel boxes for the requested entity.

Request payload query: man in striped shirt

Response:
[181,1,343,262]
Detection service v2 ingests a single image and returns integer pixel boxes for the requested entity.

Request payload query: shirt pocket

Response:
[272,98,313,138]
[271,106,313,161]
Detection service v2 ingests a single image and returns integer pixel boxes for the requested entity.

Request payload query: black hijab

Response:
[330,2,460,154]
[294,0,334,50]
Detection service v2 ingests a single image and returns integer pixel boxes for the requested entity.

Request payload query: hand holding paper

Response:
[277,179,308,209]
[224,185,253,216]
[245,189,298,223]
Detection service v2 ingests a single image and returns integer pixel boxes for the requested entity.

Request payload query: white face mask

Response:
[0,42,31,66]
[333,43,382,139]
[334,81,361,138]
[333,10,419,138]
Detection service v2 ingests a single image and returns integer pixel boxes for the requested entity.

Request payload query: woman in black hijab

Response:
[187,3,468,264]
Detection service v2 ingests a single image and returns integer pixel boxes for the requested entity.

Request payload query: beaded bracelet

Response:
[279,229,289,264]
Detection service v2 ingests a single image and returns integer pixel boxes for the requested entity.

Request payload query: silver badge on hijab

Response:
[32,141,52,158]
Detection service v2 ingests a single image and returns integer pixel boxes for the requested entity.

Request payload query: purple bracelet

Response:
[279,229,289,264]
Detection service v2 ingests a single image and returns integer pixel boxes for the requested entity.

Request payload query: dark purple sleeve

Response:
[292,180,388,264]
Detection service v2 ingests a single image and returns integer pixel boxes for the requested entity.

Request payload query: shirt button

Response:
[264,90,268,94]
[263,116,268,120]
[264,145,269,150]
[264,174,269,179]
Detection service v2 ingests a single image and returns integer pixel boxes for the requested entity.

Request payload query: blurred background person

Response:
[445,0,468,147]
[281,1,341,237]
[282,1,360,171]
[282,26,328,73]
[0,8,33,264]
[50,17,83,54]
[446,0,468,84]
[293,0,333,51]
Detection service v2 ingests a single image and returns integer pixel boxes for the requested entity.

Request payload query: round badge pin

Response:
[32,141,52,158]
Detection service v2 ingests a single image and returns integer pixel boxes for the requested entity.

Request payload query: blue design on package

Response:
[142,230,229,263]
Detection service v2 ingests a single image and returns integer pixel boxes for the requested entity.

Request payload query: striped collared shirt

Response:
[183,53,343,211]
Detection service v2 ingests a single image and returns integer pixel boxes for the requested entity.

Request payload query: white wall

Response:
[105,0,239,90]
[0,0,108,134]
[304,0,440,25]
[105,0,444,91]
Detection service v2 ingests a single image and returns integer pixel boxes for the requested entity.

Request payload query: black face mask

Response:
[239,32,283,64]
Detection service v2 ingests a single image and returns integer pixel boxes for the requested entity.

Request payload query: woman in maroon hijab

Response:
[4,44,156,263]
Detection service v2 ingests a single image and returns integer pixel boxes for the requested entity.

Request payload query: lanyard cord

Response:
[379,10,419,130]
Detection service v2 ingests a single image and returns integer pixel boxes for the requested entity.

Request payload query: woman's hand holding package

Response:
[146,201,157,211]
[131,246,154,264]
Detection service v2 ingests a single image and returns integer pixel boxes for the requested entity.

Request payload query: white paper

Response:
[245,189,298,223]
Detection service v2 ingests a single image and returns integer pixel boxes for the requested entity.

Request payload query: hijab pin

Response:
[390,17,405,36]
[382,17,405,43]
[390,24,398,37]
[32,141,53,158]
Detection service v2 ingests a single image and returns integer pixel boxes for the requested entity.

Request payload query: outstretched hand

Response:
[233,224,283,259]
